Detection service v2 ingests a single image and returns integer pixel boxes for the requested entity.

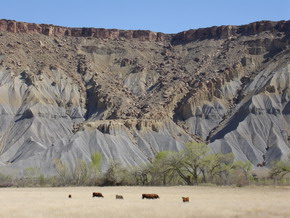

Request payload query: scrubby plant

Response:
[101,161,134,186]
[269,155,290,182]
[0,173,13,187]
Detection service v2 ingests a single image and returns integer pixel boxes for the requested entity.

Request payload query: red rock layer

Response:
[0,19,168,41]
[172,20,290,43]
[0,19,289,43]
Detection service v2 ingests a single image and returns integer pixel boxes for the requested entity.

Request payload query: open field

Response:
[0,186,289,218]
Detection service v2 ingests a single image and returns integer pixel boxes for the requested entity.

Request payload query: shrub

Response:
[0,173,13,187]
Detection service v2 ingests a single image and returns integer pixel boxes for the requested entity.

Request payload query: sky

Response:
[1,0,290,33]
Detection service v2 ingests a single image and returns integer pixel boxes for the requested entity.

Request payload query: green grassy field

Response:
[0,186,289,217]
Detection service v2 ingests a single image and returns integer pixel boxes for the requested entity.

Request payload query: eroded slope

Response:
[0,19,289,175]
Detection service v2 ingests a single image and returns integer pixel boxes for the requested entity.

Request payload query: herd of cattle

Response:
[68,192,189,202]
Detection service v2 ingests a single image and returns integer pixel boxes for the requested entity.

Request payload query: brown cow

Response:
[142,194,159,199]
[116,195,124,199]
[92,192,104,198]
[182,197,189,202]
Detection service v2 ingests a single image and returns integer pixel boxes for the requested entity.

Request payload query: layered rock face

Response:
[0,19,168,41]
[0,19,289,175]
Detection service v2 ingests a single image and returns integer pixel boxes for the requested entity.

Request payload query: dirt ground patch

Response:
[0,186,289,218]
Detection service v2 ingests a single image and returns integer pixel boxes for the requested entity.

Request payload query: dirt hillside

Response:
[0,19,289,175]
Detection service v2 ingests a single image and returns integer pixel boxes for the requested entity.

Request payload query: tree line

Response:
[0,141,290,187]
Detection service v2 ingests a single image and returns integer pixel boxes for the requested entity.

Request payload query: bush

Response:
[0,173,13,187]
[100,161,134,186]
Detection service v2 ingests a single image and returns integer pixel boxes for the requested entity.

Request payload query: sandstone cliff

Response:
[0,19,289,175]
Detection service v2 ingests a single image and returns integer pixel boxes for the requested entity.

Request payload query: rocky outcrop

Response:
[0,19,168,42]
[172,20,290,43]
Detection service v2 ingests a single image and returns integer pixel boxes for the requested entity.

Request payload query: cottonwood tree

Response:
[150,151,181,185]
[201,153,234,183]
[150,142,209,185]
[149,142,248,186]
[178,141,209,185]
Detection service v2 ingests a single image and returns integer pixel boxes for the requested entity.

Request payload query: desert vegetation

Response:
[0,142,289,187]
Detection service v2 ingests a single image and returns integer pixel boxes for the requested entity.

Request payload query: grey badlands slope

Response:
[0,19,290,175]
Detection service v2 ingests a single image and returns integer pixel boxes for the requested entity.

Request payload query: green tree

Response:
[150,151,180,185]
[150,142,244,186]
[180,141,209,185]
[202,153,234,184]
[90,152,102,174]
[149,142,209,185]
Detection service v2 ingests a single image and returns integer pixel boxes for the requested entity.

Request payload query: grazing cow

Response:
[68,194,72,198]
[182,197,189,202]
[92,192,104,198]
[116,195,124,199]
[142,194,159,199]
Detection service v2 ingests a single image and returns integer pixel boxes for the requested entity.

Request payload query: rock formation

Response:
[0,19,289,175]
[0,19,168,41]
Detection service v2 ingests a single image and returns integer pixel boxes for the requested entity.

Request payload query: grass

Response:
[0,186,289,218]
